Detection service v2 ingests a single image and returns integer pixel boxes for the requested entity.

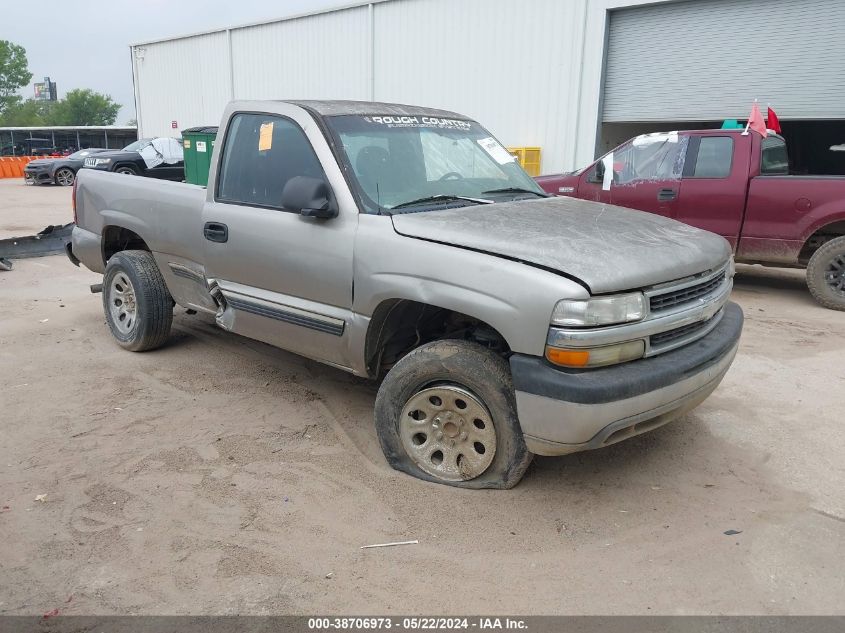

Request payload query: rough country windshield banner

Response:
[362,115,473,130]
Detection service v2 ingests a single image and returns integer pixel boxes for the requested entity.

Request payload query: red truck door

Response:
[674,133,749,248]
[578,161,612,204]
[606,133,687,219]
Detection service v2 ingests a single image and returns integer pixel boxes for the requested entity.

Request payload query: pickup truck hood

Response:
[390,196,731,294]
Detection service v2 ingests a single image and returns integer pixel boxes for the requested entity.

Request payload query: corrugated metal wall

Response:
[131,0,592,172]
[230,7,371,101]
[133,32,231,137]
[372,0,582,174]
[603,0,845,122]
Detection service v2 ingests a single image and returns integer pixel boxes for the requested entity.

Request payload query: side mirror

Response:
[281,176,338,219]
[592,160,605,183]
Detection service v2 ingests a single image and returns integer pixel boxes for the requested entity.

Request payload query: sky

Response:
[2,0,345,124]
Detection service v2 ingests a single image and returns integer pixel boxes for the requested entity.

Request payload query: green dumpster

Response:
[182,126,218,186]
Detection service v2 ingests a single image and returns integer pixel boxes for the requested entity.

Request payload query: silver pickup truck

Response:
[69,100,743,488]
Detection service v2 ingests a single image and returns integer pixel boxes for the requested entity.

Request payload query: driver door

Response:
[608,134,689,219]
[201,106,357,369]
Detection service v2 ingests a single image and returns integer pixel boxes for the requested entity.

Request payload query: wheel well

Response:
[799,221,845,264]
[364,299,510,379]
[113,163,139,173]
[102,226,150,263]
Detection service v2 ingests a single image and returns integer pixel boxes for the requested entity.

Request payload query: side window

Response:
[761,137,789,175]
[217,113,325,209]
[690,137,733,178]
[612,133,688,184]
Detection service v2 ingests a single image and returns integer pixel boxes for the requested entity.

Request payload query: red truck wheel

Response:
[806,235,845,311]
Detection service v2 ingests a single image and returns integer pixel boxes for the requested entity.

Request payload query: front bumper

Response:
[510,302,743,456]
[24,169,53,184]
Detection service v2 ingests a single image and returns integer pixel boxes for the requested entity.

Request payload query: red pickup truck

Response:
[536,130,845,310]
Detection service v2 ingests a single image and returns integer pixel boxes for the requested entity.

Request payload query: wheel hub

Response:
[824,253,845,296]
[108,273,138,334]
[399,384,496,482]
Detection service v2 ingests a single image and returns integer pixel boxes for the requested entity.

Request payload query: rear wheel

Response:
[806,235,845,311]
[374,340,533,489]
[115,165,138,176]
[103,250,173,351]
[54,167,75,186]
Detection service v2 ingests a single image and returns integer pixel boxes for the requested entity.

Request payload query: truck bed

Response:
[75,169,207,264]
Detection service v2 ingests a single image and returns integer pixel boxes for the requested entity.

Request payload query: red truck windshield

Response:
[326,114,546,213]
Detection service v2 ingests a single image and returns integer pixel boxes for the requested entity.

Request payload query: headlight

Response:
[545,340,645,368]
[551,292,646,327]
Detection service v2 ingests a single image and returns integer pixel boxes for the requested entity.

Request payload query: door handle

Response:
[657,188,677,201]
[203,222,228,243]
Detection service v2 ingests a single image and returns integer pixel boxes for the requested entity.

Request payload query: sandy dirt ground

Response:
[1,178,843,615]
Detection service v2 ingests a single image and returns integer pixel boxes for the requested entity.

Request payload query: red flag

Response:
[745,102,767,137]
[766,107,782,134]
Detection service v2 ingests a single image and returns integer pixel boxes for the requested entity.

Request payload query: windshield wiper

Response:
[392,194,494,210]
[481,187,550,197]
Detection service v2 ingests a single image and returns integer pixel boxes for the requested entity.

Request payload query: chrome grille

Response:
[650,272,726,313]
[650,314,716,347]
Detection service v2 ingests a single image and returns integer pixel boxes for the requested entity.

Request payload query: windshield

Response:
[122,138,153,152]
[326,115,545,213]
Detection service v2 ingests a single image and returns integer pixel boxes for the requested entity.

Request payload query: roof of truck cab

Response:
[284,100,470,120]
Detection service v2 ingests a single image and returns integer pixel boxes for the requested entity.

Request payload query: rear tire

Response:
[103,250,173,351]
[806,235,845,311]
[374,340,533,489]
[54,167,75,186]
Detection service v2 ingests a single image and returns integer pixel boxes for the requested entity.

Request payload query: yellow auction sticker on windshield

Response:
[258,122,274,151]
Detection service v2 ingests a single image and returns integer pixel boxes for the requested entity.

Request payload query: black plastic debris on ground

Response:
[0,223,74,266]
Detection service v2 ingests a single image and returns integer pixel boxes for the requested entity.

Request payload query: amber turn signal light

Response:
[545,347,591,367]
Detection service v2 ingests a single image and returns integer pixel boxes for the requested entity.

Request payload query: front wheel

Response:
[115,165,139,176]
[103,250,173,351]
[54,167,75,186]
[806,235,845,311]
[374,340,533,489]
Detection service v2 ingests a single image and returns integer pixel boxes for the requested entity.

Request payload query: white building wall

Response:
[132,31,231,139]
[131,0,673,172]
[372,0,584,178]
[230,6,371,102]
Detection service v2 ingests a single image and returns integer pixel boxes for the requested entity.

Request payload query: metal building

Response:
[131,0,845,174]
[0,126,138,157]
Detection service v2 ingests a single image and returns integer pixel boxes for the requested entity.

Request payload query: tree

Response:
[0,40,33,115]
[51,89,120,126]
[0,98,56,126]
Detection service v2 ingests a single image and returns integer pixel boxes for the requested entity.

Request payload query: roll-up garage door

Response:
[602,0,845,122]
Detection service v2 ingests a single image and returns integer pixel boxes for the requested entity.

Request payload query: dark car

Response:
[81,137,184,181]
[24,148,110,186]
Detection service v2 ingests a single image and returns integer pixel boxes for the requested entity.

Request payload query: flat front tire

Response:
[102,250,173,351]
[374,340,533,489]
[806,235,845,311]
